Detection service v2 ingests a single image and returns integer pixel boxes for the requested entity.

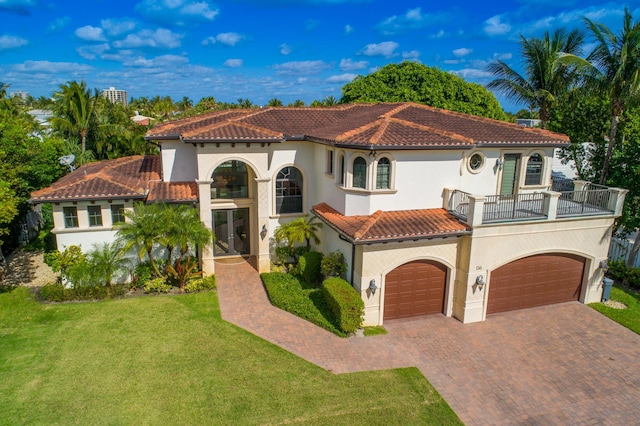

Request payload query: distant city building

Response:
[28,109,53,128]
[102,87,128,106]
[10,90,29,100]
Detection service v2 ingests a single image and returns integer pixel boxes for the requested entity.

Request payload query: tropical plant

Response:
[50,80,99,153]
[160,205,213,267]
[577,8,640,184]
[267,98,283,107]
[166,257,202,292]
[116,203,164,277]
[274,216,322,260]
[487,28,584,129]
[87,241,130,286]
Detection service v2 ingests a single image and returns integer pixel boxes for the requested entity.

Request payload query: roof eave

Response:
[30,194,147,204]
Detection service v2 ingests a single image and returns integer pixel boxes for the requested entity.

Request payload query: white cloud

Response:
[201,32,244,47]
[431,29,446,39]
[76,43,110,60]
[326,73,357,83]
[377,7,447,35]
[494,52,512,61]
[344,24,353,35]
[135,0,219,26]
[518,6,624,36]
[0,35,28,50]
[13,60,93,74]
[453,48,472,58]
[280,43,292,55]
[101,18,138,36]
[75,25,107,42]
[113,28,183,49]
[272,60,332,75]
[339,58,368,71]
[402,50,420,60]
[223,59,243,67]
[48,16,70,32]
[484,15,511,36]
[451,68,494,80]
[359,41,399,58]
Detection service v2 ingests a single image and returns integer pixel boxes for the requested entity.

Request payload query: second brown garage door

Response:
[487,253,585,314]
[384,260,447,320]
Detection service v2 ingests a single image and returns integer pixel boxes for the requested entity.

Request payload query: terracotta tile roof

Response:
[312,203,470,244]
[30,156,161,202]
[147,181,198,203]
[145,102,569,149]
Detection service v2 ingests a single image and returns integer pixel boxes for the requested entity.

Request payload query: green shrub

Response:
[321,250,347,279]
[261,272,345,336]
[322,277,364,334]
[185,275,216,293]
[144,277,172,294]
[39,283,126,302]
[607,260,640,288]
[39,283,68,302]
[297,251,324,285]
[132,262,153,289]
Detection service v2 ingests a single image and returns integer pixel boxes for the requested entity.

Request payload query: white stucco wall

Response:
[161,141,197,182]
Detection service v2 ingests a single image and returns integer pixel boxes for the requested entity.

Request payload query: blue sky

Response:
[0,0,635,111]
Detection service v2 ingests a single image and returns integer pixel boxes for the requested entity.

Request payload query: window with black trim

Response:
[275,166,303,214]
[353,157,367,188]
[376,157,391,189]
[525,153,543,185]
[63,206,78,228]
[326,149,334,175]
[88,205,103,227]
[111,204,125,225]
[469,153,484,171]
[339,154,345,185]
[211,160,249,199]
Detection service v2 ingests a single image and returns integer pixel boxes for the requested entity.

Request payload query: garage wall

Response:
[358,238,462,326]
[456,216,614,323]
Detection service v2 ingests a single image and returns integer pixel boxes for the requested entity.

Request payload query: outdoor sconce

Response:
[599,260,609,270]
[495,158,504,169]
[369,279,378,295]
[475,275,485,290]
[368,150,378,158]
[261,224,268,234]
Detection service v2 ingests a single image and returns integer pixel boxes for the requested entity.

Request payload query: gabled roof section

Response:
[312,203,470,244]
[30,156,161,202]
[145,103,569,149]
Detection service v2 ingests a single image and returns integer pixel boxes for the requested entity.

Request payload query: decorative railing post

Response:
[542,191,560,220]
[607,188,629,216]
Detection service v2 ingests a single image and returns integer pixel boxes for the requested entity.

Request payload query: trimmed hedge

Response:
[185,275,217,293]
[261,272,345,336]
[322,277,364,334]
[296,251,324,285]
[40,283,126,302]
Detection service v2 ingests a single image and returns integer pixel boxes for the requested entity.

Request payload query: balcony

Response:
[446,181,627,227]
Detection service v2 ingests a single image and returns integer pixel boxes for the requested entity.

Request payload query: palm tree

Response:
[0,82,9,98]
[487,28,584,129]
[580,8,640,184]
[88,241,130,286]
[160,205,213,267]
[275,216,322,250]
[50,80,99,152]
[116,203,164,277]
[267,98,283,107]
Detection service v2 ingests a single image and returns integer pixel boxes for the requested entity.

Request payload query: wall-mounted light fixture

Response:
[369,279,378,295]
[475,275,485,290]
[599,260,609,269]
[261,224,268,234]
[495,158,504,169]
[368,150,378,158]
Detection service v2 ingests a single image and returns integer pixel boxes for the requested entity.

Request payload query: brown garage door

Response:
[487,253,585,314]
[384,260,447,320]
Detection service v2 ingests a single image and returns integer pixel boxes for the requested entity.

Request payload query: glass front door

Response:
[213,208,250,256]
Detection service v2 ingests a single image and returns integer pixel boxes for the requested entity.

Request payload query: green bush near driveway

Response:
[296,251,323,285]
[322,277,364,334]
[40,283,126,302]
[0,287,462,425]
[261,272,345,337]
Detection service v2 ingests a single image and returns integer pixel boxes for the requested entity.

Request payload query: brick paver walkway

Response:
[215,258,640,425]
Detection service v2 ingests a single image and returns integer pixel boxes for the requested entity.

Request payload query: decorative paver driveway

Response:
[215,258,640,425]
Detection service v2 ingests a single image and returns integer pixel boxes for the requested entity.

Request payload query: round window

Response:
[469,153,484,171]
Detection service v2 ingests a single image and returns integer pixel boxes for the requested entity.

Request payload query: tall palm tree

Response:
[88,241,130,286]
[160,205,213,267]
[275,216,322,250]
[580,8,640,184]
[487,28,584,129]
[50,80,99,152]
[116,203,164,277]
[267,98,283,107]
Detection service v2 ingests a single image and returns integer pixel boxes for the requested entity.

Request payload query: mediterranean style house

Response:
[31,102,627,325]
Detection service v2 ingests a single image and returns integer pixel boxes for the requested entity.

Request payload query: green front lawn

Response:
[590,286,640,334]
[0,287,461,425]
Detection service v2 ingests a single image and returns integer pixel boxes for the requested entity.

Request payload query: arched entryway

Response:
[487,253,586,314]
[384,260,448,320]
[210,160,256,257]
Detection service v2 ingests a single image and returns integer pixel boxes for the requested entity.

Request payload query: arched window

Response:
[352,157,367,189]
[211,160,249,199]
[525,154,543,185]
[376,157,391,189]
[275,166,303,214]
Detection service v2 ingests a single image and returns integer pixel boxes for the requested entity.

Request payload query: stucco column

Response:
[196,179,215,276]
[467,195,486,227]
[542,191,560,220]
[255,177,271,273]
[607,188,628,216]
